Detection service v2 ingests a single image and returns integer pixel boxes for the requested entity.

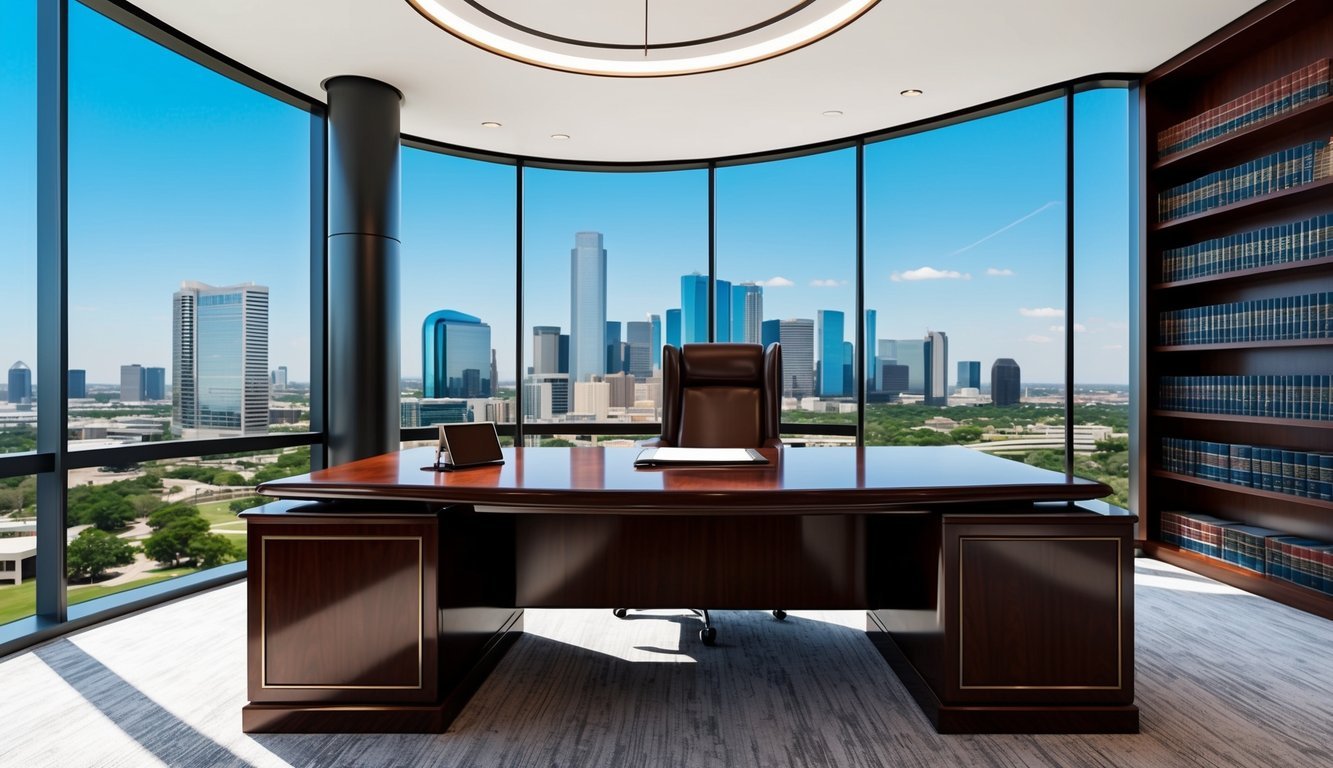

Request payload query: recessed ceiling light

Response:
[550,133,571,140]
[481,121,502,128]
[900,89,924,97]
[822,110,844,117]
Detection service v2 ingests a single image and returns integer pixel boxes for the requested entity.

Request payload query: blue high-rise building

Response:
[715,278,731,341]
[864,309,877,390]
[605,321,623,374]
[626,321,652,379]
[648,314,662,371]
[570,231,608,383]
[422,309,492,398]
[681,274,732,343]
[842,340,855,396]
[731,283,763,343]
[957,360,981,390]
[145,366,166,400]
[7,361,31,404]
[67,369,86,399]
[173,281,269,436]
[761,319,780,349]
[666,308,681,349]
[816,310,845,396]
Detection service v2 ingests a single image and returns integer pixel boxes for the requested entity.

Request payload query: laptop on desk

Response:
[433,422,505,470]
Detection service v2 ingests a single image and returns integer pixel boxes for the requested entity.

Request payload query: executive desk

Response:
[243,446,1137,735]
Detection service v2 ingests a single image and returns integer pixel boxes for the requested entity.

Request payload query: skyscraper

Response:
[957,360,981,390]
[992,358,1021,406]
[532,326,562,374]
[731,282,763,343]
[145,367,166,401]
[865,309,877,391]
[924,330,949,405]
[816,309,845,396]
[681,274,732,343]
[648,313,662,371]
[884,339,926,394]
[121,364,145,402]
[423,310,492,398]
[606,372,636,408]
[7,361,31,404]
[666,308,681,349]
[67,369,86,399]
[570,231,608,384]
[762,319,780,349]
[842,340,854,396]
[173,281,269,437]
[626,321,652,379]
[778,319,815,398]
[605,321,624,375]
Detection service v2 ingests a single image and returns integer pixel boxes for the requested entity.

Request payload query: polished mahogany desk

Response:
[243,446,1137,735]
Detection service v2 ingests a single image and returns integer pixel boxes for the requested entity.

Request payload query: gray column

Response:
[325,76,401,464]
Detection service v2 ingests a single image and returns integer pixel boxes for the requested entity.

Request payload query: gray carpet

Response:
[0,558,1329,767]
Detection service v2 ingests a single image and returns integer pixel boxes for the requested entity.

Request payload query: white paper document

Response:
[634,447,768,466]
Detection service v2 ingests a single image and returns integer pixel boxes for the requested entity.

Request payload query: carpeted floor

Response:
[0,558,1329,767]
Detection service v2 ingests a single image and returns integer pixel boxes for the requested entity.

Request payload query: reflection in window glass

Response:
[400,148,517,427]
[1075,88,1132,507]
[865,99,1067,463]
[0,0,37,455]
[0,475,37,627]
[717,149,858,442]
[522,169,706,440]
[68,4,310,444]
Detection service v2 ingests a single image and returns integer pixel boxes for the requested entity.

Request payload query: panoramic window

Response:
[68,3,311,446]
[521,168,707,439]
[864,98,1068,464]
[716,149,858,442]
[400,148,517,432]
[1074,87,1132,507]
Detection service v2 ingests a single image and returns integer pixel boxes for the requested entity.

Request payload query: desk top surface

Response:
[257,446,1114,515]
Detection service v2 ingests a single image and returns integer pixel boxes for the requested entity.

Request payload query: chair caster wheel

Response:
[700,627,717,646]
[613,608,628,619]
[772,609,787,620]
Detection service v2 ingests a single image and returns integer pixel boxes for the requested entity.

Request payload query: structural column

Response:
[325,76,402,465]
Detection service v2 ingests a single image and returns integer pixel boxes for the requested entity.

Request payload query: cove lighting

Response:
[550,133,571,140]
[405,0,881,77]
[900,88,924,97]
[481,121,502,128]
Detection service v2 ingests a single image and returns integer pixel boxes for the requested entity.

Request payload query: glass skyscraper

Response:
[648,313,662,371]
[67,369,86,399]
[172,281,269,437]
[816,309,845,397]
[864,309,877,391]
[7,361,31,404]
[731,282,763,344]
[120,364,144,402]
[681,273,732,343]
[778,318,815,398]
[531,325,562,375]
[924,330,949,405]
[625,320,652,379]
[423,309,492,398]
[569,231,607,384]
[992,358,1021,406]
[665,308,681,349]
[883,339,926,394]
[957,360,981,390]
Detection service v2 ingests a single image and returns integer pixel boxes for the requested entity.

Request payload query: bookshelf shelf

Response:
[1152,410,1333,428]
[1152,338,1331,351]
[1153,95,1333,175]
[1150,470,1333,510]
[1151,175,1333,235]
[1143,541,1333,621]
[1151,254,1333,289]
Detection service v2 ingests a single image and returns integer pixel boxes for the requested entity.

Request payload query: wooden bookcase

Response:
[1141,0,1333,619]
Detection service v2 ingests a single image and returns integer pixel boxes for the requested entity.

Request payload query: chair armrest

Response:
[636,437,672,448]
[759,438,783,449]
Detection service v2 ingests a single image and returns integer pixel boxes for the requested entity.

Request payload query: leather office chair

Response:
[614,342,787,646]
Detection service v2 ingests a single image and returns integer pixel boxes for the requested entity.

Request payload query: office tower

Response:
[120,364,145,402]
[881,362,910,394]
[172,281,269,437]
[532,327,562,374]
[67,369,86,399]
[489,350,498,397]
[648,314,662,371]
[7,361,31,404]
[626,321,652,379]
[422,309,492,398]
[865,309,877,390]
[992,358,1021,406]
[573,380,610,420]
[605,321,625,374]
[399,398,421,428]
[666,308,681,349]
[885,339,925,394]
[875,340,895,391]
[778,319,815,398]
[817,310,846,397]
[558,334,570,374]
[145,367,166,401]
[715,278,731,341]
[522,381,551,420]
[681,274,708,344]
[957,360,981,390]
[731,282,763,343]
[277,365,288,389]
[923,330,949,405]
[419,398,470,425]
[569,231,608,384]
[526,373,569,416]
[606,372,636,408]
[761,319,780,349]
[842,340,854,397]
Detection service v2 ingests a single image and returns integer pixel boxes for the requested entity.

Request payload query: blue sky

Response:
[3,2,1130,389]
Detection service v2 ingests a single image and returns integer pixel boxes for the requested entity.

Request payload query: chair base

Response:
[611,608,787,645]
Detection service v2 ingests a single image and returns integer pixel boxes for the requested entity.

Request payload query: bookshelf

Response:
[1142,0,1333,618]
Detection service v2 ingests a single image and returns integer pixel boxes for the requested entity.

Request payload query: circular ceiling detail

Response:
[406,0,881,77]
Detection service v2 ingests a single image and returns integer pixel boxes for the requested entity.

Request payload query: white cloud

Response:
[1019,307,1064,318]
[986,267,1015,277]
[890,267,971,282]
[756,276,794,287]
[1025,334,1053,344]
[809,278,847,287]
[1101,344,1125,350]
[1048,324,1088,333]
[1107,321,1129,330]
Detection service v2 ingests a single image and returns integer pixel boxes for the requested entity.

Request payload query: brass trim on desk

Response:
[261,535,424,690]
[957,535,1123,691]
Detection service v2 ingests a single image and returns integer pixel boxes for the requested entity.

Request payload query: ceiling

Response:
[124,0,1264,163]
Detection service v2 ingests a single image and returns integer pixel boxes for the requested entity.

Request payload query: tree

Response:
[541,439,577,448]
[147,503,200,531]
[142,515,209,566]
[128,494,164,519]
[950,426,984,444]
[229,496,268,513]
[1094,436,1129,454]
[74,489,136,531]
[0,487,24,515]
[66,529,136,581]
[188,533,236,568]
[211,471,247,487]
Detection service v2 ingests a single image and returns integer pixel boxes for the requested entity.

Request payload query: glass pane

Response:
[1074,88,1132,507]
[68,4,310,444]
[716,149,858,442]
[1,0,37,454]
[0,474,37,627]
[521,168,707,437]
[865,98,1067,464]
[400,148,517,428]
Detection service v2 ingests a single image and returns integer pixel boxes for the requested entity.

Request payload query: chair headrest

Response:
[680,343,764,386]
